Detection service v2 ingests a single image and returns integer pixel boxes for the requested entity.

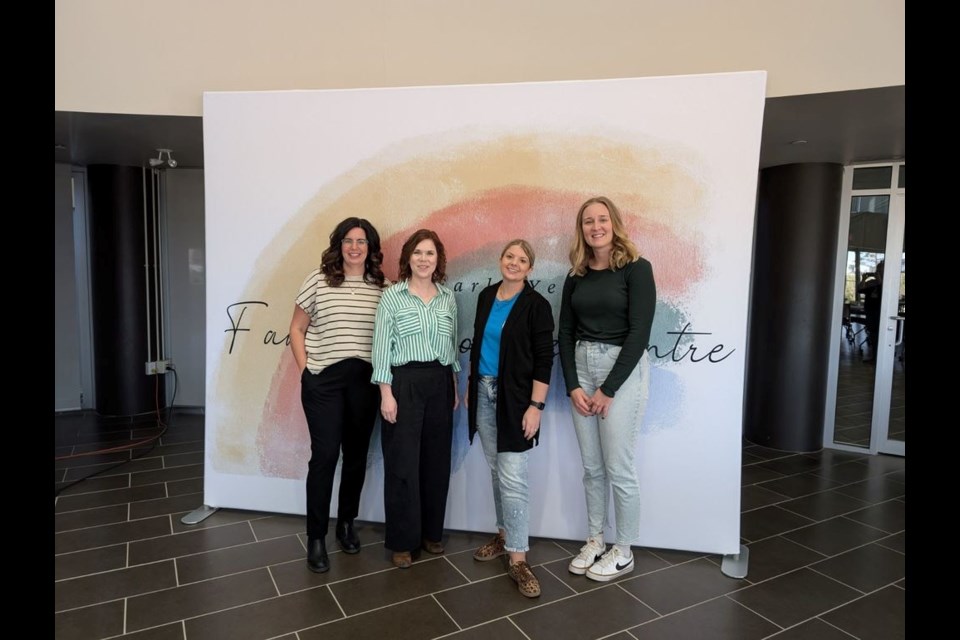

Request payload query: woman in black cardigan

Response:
[467,239,554,598]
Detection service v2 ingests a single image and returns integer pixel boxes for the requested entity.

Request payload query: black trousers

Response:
[301,358,378,540]
[381,361,454,552]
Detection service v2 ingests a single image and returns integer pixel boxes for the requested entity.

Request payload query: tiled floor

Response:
[56,411,905,640]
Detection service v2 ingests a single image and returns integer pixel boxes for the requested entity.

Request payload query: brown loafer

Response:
[421,539,445,554]
[392,551,412,569]
[508,560,541,598]
[473,533,506,561]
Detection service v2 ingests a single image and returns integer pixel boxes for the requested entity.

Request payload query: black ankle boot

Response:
[336,520,361,554]
[307,537,329,573]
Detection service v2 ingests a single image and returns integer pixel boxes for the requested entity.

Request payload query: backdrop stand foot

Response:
[721,544,749,579]
[180,505,219,525]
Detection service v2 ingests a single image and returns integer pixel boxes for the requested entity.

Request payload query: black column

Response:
[744,163,843,452]
[87,165,165,416]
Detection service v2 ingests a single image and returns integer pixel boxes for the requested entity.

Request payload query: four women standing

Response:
[293,197,655,585]
[466,240,554,598]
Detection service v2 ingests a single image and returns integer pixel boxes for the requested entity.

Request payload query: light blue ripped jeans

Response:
[475,376,530,553]
[571,342,650,546]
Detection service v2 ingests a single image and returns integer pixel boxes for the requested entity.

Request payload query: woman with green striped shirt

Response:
[372,228,461,569]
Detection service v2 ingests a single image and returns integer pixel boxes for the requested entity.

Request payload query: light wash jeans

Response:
[571,342,650,545]
[475,376,531,553]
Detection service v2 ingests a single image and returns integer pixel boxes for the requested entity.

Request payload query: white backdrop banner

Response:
[203,72,765,554]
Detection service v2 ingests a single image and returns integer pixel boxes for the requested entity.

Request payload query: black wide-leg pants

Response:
[301,358,378,540]
[381,361,454,552]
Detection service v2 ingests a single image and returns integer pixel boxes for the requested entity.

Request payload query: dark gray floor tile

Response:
[439,618,528,640]
[114,622,186,639]
[128,522,256,565]
[55,483,167,513]
[741,465,786,485]
[741,484,789,511]
[729,567,860,627]
[757,455,825,477]
[56,516,171,554]
[270,542,392,594]
[810,460,875,484]
[739,506,816,542]
[130,492,205,520]
[832,475,905,503]
[56,560,177,612]
[248,513,308,540]
[644,547,710,565]
[618,558,746,615]
[885,469,905,483]
[55,450,132,470]
[132,440,205,459]
[436,562,573,628]
[163,451,205,467]
[184,586,341,640]
[766,618,858,639]
[62,456,164,480]
[299,595,458,640]
[170,507,269,533]
[127,568,278,632]
[166,477,204,497]
[755,473,845,499]
[177,535,306,584]
[876,531,904,554]
[811,542,905,592]
[782,515,891,557]
[821,585,905,640]
[630,595,779,640]
[130,463,204,486]
[56,474,131,496]
[741,451,766,464]
[330,555,468,615]
[740,536,826,583]
[844,499,905,533]
[55,544,128,581]
[511,583,657,640]
[160,426,207,444]
[778,489,870,521]
[55,504,129,533]
[742,445,796,461]
[55,600,124,640]
[800,449,868,467]
[856,454,905,475]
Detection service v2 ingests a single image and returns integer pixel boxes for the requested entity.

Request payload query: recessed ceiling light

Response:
[789,139,807,145]
[55,143,66,150]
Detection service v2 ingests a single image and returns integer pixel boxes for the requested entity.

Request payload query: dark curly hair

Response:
[397,229,447,284]
[320,217,386,287]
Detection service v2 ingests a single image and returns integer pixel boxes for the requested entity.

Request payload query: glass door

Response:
[824,163,905,456]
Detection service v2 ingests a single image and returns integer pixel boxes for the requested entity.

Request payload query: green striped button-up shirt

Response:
[371,280,461,385]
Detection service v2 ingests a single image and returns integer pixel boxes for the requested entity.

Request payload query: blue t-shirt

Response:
[478,292,520,376]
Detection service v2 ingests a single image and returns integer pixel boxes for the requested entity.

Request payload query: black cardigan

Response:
[467,281,555,452]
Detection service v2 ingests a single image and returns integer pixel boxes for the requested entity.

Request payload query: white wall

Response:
[55,0,904,116]
[54,164,82,410]
[164,169,206,408]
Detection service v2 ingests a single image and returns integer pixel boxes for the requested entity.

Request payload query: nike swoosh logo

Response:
[616,560,633,570]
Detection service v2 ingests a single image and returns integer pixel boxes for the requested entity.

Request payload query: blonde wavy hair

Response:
[568,196,639,276]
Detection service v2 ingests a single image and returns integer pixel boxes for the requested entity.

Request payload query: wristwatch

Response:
[529,400,545,410]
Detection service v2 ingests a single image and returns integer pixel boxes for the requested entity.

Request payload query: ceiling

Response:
[54,85,903,171]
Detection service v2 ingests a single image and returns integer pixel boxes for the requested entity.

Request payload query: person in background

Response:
[467,239,554,598]
[372,229,460,569]
[290,217,387,573]
[558,196,657,582]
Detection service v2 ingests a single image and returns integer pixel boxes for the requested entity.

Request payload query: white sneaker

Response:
[568,537,606,575]
[586,546,634,582]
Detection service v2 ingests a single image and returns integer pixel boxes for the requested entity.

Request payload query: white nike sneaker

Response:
[586,546,634,582]
[568,537,606,575]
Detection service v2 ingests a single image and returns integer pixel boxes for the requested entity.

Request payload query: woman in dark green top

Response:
[558,196,656,583]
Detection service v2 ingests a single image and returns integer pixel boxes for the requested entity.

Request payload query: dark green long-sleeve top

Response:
[558,257,657,397]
